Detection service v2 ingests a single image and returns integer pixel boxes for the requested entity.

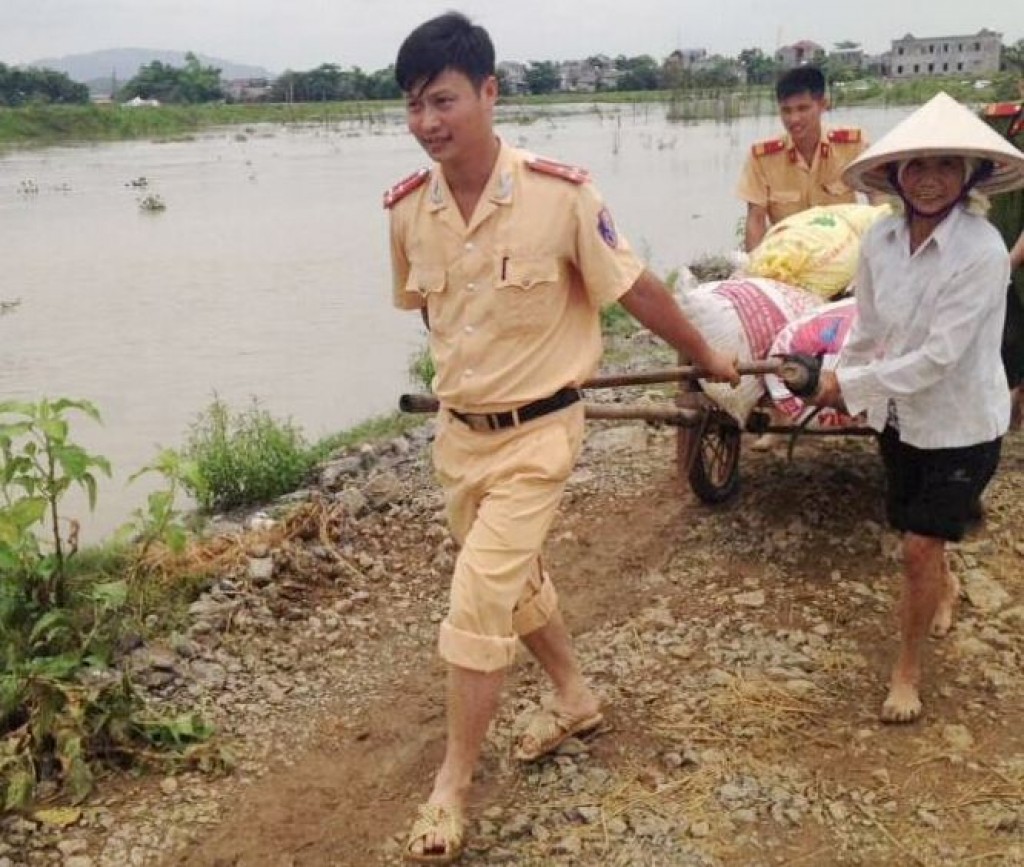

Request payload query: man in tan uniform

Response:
[738,66,869,252]
[386,12,737,865]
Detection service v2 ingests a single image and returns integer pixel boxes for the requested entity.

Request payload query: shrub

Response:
[182,397,313,513]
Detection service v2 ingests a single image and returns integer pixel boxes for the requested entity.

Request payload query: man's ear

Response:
[821,95,831,111]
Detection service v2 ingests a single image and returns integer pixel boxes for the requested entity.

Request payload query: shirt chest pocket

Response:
[767,189,802,219]
[494,257,562,334]
[820,180,854,200]
[405,266,451,330]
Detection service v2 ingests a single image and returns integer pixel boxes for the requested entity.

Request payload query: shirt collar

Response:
[886,203,965,253]
[426,138,515,213]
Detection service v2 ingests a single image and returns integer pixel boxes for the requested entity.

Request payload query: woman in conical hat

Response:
[807,92,1024,724]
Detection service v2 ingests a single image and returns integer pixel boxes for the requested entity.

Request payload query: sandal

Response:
[403,802,465,865]
[514,706,604,762]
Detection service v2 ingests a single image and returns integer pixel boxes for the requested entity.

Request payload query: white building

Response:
[889,29,1002,78]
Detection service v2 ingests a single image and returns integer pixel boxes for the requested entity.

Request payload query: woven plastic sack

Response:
[765,298,860,428]
[677,278,822,424]
[747,204,889,299]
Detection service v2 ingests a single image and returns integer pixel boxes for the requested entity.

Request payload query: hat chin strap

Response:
[888,161,993,222]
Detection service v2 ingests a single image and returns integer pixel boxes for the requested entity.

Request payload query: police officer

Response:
[386,12,738,865]
[737,66,869,252]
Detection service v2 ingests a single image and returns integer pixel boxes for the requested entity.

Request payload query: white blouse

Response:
[837,206,1011,449]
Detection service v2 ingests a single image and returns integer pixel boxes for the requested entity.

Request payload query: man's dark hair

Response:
[395,12,495,94]
[775,66,826,102]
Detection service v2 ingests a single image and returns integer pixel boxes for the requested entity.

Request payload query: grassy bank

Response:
[0,100,391,146]
[0,74,1011,147]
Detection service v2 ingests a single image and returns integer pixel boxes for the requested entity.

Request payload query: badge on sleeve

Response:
[597,207,618,248]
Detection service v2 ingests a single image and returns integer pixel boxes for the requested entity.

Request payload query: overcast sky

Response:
[3,0,1021,73]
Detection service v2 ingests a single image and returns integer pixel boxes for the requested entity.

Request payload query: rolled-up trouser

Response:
[431,401,585,672]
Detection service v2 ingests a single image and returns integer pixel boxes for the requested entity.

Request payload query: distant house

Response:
[829,46,865,70]
[123,95,160,108]
[225,78,272,102]
[776,40,826,68]
[674,48,708,70]
[889,29,1002,78]
[497,61,528,94]
[558,56,620,92]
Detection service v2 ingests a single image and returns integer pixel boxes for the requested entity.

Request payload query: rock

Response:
[319,457,362,489]
[942,724,975,753]
[160,777,179,796]
[335,487,368,518]
[246,557,275,585]
[586,425,648,454]
[56,839,87,856]
[733,590,766,608]
[363,471,402,509]
[64,858,95,867]
[689,820,711,838]
[962,569,1010,613]
[190,661,228,689]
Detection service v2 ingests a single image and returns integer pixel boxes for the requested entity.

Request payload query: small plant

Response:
[0,399,217,810]
[408,344,436,391]
[182,397,312,513]
[120,448,205,561]
[600,303,639,338]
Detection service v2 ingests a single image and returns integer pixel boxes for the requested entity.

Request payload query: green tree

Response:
[525,61,560,95]
[615,55,660,91]
[119,52,223,104]
[1002,39,1024,75]
[0,64,89,106]
[737,48,780,86]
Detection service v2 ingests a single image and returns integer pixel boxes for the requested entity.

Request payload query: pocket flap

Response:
[406,267,446,296]
[496,258,559,290]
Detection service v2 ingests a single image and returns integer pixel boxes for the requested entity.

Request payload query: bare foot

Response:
[880,681,922,724]
[930,572,960,638]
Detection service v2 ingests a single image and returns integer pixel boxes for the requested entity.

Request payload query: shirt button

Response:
[464,325,474,334]
[464,242,474,251]
[464,369,474,377]
[467,282,476,291]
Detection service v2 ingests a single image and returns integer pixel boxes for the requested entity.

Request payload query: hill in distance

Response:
[27,48,274,92]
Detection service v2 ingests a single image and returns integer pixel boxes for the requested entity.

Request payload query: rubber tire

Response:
[687,413,741,504]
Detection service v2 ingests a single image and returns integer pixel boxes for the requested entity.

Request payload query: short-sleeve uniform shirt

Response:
[736,127,869,225]
[388,141,645,413]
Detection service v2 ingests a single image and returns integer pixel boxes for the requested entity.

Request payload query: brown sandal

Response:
[403,802,465,865]
[514,707,604,762]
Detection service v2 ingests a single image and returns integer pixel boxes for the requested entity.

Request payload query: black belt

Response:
[450,387,581,432]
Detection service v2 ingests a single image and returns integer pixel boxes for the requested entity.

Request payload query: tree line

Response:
[2,39,1021,108]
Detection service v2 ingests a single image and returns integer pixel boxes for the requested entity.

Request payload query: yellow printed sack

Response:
[747,204,890,299]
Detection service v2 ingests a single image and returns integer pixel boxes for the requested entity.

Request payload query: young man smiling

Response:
[385,11,737,864]
[737,66,869,252]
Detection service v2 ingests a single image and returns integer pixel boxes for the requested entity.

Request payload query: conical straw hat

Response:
[842,91,1024,196]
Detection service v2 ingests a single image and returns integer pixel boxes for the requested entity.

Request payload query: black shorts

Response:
[878,427,1002,542]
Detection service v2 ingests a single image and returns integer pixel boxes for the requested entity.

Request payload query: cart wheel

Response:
[688,412,741,504]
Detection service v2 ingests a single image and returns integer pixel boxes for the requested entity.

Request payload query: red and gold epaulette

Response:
[383,168,430,209]
[525,156,590,184]
[751,138,786,158]
[984,101,1022,118]
[827,128,862,145]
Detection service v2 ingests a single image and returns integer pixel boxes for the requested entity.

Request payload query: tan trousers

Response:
[431,402,585,672]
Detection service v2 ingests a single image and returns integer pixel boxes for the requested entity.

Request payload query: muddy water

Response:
[0,103,910,539]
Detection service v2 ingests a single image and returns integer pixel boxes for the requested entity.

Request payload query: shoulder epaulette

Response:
[827,128,862,145]
[984,101,1022,119]
[751,137,786,158]
[383,168,430,209]
[525,156,590,184]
